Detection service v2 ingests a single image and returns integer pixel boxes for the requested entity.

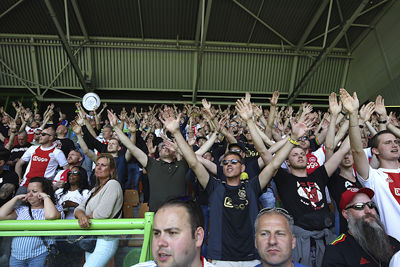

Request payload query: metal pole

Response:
[322,0,333,48]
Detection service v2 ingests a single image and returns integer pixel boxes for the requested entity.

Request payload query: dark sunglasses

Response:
[34,132,42,135]
[40,132,52,137]
[345,201,376,211]
[297,136,309,141]
[222,159,241,165]
[67,170,80,176]
[243,130,249,134]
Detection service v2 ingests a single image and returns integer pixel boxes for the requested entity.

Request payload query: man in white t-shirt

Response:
[341,88,400,241]
[15,127,68,194]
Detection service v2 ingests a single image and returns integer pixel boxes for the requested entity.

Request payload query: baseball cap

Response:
[339,187,375,211]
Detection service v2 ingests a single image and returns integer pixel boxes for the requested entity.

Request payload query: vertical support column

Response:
[288,55,299,97]
[30,37,41,97]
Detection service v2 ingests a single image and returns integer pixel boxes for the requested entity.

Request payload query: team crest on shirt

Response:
[296,181,324,210]
[386,177,393,183]
[384,172,400,205]
[238,188,246,199]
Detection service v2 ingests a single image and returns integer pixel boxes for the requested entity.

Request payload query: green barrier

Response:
[0,212,154,263]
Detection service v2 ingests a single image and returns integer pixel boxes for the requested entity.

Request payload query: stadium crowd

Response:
[0,88,400,267]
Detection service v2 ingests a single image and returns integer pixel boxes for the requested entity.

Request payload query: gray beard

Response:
[348,213,393,263]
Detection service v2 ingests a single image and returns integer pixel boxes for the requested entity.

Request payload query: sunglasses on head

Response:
[345,201,376,211]
[297,136,309,141]
[259,207,291,216]
[222,159,241,165]
[230,148,242,153]
[67,170,80,176]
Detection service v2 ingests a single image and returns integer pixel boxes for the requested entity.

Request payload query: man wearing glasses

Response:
[322,188,400,266]
[15,126,68,194]
[254,208,307,267]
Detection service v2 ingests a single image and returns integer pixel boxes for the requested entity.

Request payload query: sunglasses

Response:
[243,130,249,134]
[230,148,242,153]
[297,136,309,141]
[222,159,241,165]
[345,201,376,211]
[40,133,52,137]
[67,170,80,176]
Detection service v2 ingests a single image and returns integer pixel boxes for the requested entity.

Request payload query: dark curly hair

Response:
[28,177,56,204]
[60,166,89,196]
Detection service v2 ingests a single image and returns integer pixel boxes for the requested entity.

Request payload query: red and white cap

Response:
[339,187,375,211]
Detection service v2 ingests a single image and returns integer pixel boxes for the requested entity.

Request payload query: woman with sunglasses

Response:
[74,153,123,267]
[0,176,63,267]
[55,166,90,219]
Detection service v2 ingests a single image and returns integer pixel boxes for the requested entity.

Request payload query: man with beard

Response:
[322,188,400,266]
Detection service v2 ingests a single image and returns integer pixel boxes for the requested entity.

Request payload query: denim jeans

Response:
[126,163,141,190]
[83,237,119,267]
[9,252,47,267]
[258,187,276,208]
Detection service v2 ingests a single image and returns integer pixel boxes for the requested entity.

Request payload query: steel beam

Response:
[192,0,213,104]
[43,0,90,92]
[374,28,393,81]
[297,0,330,49]
[288,0,370,105]
[335,0,351,52]
[70,0,89,42]
[322,0,333,49]
[0,59,36,96]
[232,0,295,48]
[350,0,395,52]
[0,0,24,20]
[29,38,41,96]
[247,0,265,44]
[137,0,144,40]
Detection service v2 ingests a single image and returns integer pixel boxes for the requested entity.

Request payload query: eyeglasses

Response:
[345,201,376,211]
[297,136,309,141]
[229,124,238,127]
[243,130,249,134]
[230,148,242,153]
[67,170,80,176]
[40,133,52,137]
[222,159,241,165]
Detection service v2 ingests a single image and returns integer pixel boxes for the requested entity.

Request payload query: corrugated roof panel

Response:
[198,52,293,93]
[91,45,193,90]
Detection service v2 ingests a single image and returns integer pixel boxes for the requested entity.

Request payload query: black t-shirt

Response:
[0,169,19,207]
[273,166,334,230]
[322,231,400,266]
[328,171,362,233]
[10,143,32,161]
[221,182,253,260]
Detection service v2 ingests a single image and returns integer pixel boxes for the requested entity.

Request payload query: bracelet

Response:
[42,194,50,199]
[340,111,346,116]
[288,137,300,146]
[378,120,387,124]
[359,125,364,128]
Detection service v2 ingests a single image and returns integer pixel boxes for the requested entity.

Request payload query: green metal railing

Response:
[0,212,154,263]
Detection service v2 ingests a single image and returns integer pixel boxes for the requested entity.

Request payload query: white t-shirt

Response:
[55,188,90,219]
[358,166,400,241]
[20,145,68,187]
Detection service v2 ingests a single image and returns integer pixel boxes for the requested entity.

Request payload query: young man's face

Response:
[373,133,400,161]
[340,151,354,168]
[287,147,307,170]
[107,139,120,153]
[222,154,244,179]
[255,213,296,266]
[152,206,202,267]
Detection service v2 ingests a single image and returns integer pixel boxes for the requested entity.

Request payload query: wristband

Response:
[288,137,300,146]
[359,125,364,128]
[42,194,51,199]
[378,120,387,124]
[340,111,346,116]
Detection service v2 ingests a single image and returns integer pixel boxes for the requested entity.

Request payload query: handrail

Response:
[0,212,154,262]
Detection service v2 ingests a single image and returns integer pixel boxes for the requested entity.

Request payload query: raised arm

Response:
[340,88,369,179]
[265,91,279,139]
[107,110,148,168]
[236,96,270,165]
[70,120,97,162]
[325,92,341,161]
[375,95,388,132]
[160,112,210,189]
[258,117,313,189]
[324,136,351,177]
